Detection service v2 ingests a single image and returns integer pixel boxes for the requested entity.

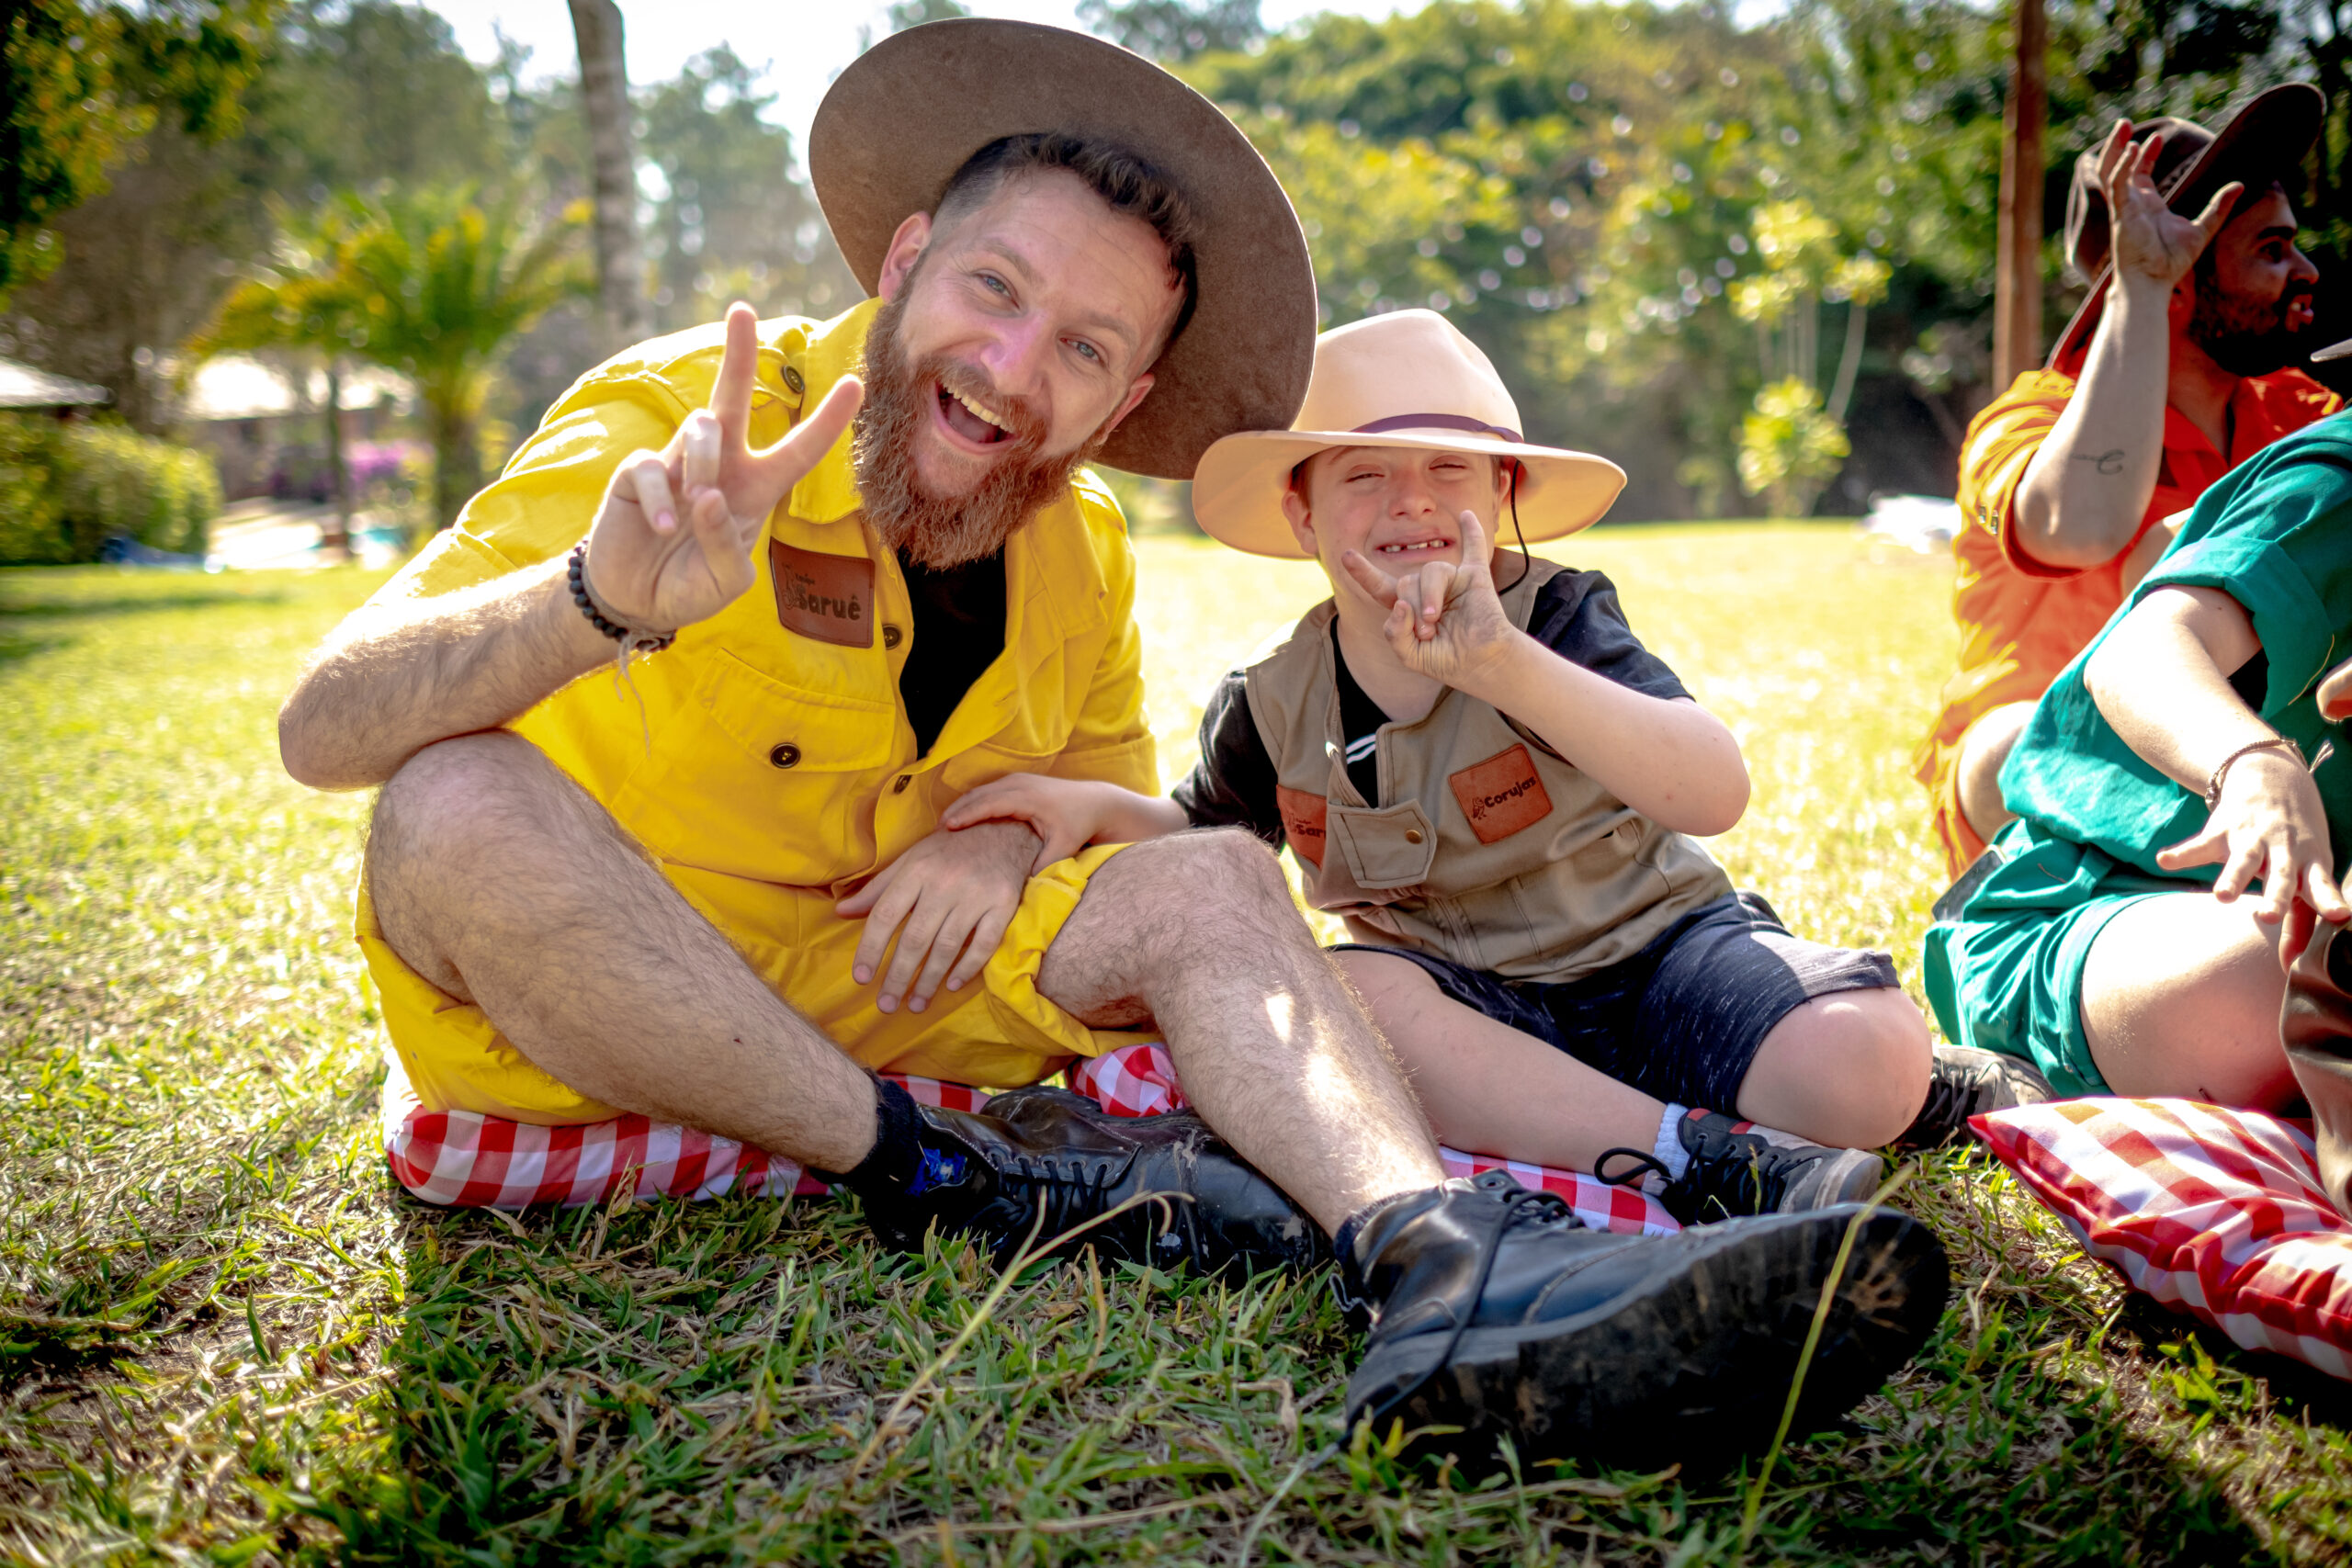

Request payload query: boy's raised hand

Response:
[1340,509,1518,688]
[584,302,863,633]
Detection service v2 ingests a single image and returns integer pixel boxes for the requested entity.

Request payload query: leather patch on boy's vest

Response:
[1449,744,1554,844]
[770,541,874,648]
[1275,784,1328,865]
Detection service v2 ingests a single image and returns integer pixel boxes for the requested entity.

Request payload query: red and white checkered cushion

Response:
[1972,1098,2352,1381]
[383,1040,1678,1235]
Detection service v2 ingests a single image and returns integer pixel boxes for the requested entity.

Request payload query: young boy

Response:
[947,310,2024,1222]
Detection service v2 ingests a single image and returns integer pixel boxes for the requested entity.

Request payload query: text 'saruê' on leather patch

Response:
[1448,744,1554,844]
[771,540,874,648]
[1276,784,1328,866]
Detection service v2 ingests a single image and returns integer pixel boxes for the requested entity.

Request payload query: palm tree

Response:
[334,186,591,528]
[191,200,368,556]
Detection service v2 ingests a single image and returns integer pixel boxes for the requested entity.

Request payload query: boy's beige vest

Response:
[1243,559,1732,982]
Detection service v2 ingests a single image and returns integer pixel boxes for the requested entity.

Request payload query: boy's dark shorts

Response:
[1335,892,1901,1112]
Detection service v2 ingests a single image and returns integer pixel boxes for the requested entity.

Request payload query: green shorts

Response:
[1921,821,2204,1097]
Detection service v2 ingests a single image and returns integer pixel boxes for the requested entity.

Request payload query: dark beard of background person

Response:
[2188,243,2321,379]
[851,273,1118,570]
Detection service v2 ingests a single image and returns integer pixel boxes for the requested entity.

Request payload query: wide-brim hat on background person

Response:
[2048,84,2324,369]
[1191,310,1627,560]
[808,18,1317,481]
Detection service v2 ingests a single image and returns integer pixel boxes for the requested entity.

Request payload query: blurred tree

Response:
[888,0,971,25]
[0,0,275,309]
[1079,0,1264,61]
[568,0,646,355]
[0,0,506,428]
[190,197,366,549]
[328,186,591,527]
[639,46,858,333]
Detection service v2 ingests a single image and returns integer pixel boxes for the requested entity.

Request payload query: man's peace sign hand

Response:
[2098,118,2242,299]
[584,302,864,633]
[1338,509,1518,688]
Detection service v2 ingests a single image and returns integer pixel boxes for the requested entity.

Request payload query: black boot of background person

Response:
[1894,1044,2055,1153]
[1337,1170,1950,1471]
[840,1085,1325,1276]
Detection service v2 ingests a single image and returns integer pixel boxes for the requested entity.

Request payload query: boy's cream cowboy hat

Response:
[808,18,1316,481]
[1191,310,1626,559]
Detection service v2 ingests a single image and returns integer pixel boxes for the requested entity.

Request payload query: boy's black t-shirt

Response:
[1173,566,1690,840]
[898,548,1007,757]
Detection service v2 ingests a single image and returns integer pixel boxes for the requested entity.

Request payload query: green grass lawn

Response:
[5,527,2352,1564]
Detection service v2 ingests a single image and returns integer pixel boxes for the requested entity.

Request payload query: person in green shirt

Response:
[1926,390,2352,1129]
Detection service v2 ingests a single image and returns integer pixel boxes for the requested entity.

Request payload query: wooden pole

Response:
[1994,0,2047,386]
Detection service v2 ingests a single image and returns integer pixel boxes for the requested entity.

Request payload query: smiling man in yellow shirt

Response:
[279,20,1944,1470]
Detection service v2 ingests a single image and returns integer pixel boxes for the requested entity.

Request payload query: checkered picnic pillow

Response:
[1972,1098,2352,1380]
[382,1058,987,1209]
[383,1041,1678,1235]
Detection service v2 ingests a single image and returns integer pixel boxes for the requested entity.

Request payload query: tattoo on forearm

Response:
[2072,448,2127,475]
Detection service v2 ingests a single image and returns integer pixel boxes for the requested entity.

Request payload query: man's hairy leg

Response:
[1035,829,1446,1235]
[2079,890,2300,1108]
[368,731,879,1170]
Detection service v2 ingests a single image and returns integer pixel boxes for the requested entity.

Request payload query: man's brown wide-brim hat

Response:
[808,18,1317,481]
[2048,84,2324,371]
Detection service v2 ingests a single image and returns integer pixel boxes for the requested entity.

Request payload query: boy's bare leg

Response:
[2079,890,2301,1107]
[1336,951,1667,1170]
[1035,829,1447,1235]
[1734,989,1932,1148]
[367,732,881,1171]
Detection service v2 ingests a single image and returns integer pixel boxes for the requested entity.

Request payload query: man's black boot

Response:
[1338,1170,1949,1470]
[846,1086,1323,1276]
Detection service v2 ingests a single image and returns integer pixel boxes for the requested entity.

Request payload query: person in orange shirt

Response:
[1917,86,2338,882]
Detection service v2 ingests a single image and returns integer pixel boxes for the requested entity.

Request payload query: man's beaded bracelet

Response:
[567,541,677,653]
[2205,735,2305,810]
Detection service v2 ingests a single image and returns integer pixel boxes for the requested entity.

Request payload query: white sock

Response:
[1652,1103,1692,1180]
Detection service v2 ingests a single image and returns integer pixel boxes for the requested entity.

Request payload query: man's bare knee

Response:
[368,733,605,993]
[1957,702,2035,842]
[1040,828,1313,1023]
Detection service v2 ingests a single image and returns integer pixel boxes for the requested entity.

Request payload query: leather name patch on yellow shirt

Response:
[770,540,875,648]
[1275,784,1328,866]
[1449,744,1554,844]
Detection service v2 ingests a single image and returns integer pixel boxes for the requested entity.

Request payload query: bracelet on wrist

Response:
[2205,735,2305,810]
[567,541,678,654]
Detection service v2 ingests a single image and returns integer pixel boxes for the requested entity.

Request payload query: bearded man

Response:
[1916,88,2340,885]
[281,22,1943,1467]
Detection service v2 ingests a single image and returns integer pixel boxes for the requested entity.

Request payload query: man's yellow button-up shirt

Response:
[369,299,1157,899]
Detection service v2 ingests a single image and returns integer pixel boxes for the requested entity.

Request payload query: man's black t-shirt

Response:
[898,549,1007,756]
[1172,566,1691,840]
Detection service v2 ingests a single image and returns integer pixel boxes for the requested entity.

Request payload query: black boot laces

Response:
[1360,1179,1579,1437]
[998,1154,1148,1257]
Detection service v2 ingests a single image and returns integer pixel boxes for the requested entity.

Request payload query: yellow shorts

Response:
[357,842,1152,1125]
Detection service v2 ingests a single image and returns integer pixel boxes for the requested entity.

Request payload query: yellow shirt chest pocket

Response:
[619,644,903,887]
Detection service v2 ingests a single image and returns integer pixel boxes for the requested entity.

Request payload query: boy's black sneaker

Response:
[1894,1044,2054,1152]
[1597,1109,1883,1224]
[1338,1170,1949,1470]
[845,1085,1323,1276]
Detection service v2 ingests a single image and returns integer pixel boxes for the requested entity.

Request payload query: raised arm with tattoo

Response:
[277,305,863,789]
[2011,124,2243,571]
